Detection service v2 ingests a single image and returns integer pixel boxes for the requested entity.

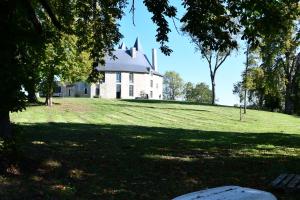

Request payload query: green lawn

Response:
[1,98,300,199]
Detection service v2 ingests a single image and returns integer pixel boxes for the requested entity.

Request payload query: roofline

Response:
[98,69,163,77]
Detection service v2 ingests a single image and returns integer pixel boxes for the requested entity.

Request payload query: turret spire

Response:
[133,37,143,52]
[119,42,127,50]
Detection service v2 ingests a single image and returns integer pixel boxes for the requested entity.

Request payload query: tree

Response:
[248,22,300,114]
[184,82,194,101]
[181,0,299,106]
[163,71,184,100]
[294,59,300,114]
[189,38,231,105]
[40,34,92,106]
[241,44,260,113]
[184,82,212,103]
[275,29,300,114]
[233,82,245,105]
[243,45,250,114]
[243,64,286,112]
[233,82,244,120]
[0,0,124,138]
[243,67,266,109]
[181,0,299,51]
[193,83,213,103]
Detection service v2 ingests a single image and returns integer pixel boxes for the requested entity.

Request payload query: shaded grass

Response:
[1,98,300,199]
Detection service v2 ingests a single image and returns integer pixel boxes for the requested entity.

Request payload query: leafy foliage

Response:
[181,0,299,50]
[163,71,184,100]
[39,34,92,105]
[189,38,231,105]
[239,22,300,113]
[184,82,212,104]
[143,0,176,55]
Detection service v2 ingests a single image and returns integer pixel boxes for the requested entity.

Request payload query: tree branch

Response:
[24,0,42,33]
[129,0,135,26]
[216,51,230,72]
[39,0,62,30]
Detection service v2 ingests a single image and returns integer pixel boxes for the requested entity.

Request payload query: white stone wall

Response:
[93,72,160,99]
[57,72,163,100]
[58,82,93,98]
[121,72,130,99]
[100,72,116,99]
[132,73,148,98]
[90,83,97,98]
[151,74,163,99]
[97,72,163,99]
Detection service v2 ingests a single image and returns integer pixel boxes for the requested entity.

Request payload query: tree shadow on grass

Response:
[1,123,299,200]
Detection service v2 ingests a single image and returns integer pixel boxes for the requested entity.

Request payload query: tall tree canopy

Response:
[181,0,299,50]
[189,38,231,105]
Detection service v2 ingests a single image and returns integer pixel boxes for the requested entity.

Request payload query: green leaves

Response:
[40,33,92,85]
[181,0,299,51]
[143,0,177,55]
[185,82,212,104]
[163,71,184,100]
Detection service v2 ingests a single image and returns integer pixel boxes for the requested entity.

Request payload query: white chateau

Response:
[54,38,163,99]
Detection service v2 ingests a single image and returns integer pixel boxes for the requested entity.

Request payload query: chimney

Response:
[152,48,158,71]
[131,47,137,58]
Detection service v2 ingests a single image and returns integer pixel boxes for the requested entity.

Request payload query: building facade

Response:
[54,38,163,100]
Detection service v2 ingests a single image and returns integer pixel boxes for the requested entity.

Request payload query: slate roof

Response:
[97,38,163,77]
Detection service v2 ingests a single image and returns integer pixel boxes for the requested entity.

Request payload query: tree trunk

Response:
[45,65,55,107]
[284,81,294,114]
[240,105,242,121]
[27,86,38,103]
[45,95,53,106]
[211,75,216,105]
[0,110,12,139]
[258,92,264,109]
[98,80,101,98]
[244,89,247,113]
[244,45,249,114]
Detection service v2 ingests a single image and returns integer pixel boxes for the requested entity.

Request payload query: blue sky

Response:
[119,1,246,106]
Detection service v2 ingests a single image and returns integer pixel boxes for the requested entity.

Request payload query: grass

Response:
[1,98,300,199]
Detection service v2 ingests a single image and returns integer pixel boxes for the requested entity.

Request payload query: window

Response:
[116,72,121,83]
[84,88,88,94]
[156,83,159,89]
[129,73,134,83]
[150,80,153,88]
[150,91,153,98]
[129,85,134,97]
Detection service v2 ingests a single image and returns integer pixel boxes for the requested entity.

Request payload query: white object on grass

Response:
[172,186,277,200]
